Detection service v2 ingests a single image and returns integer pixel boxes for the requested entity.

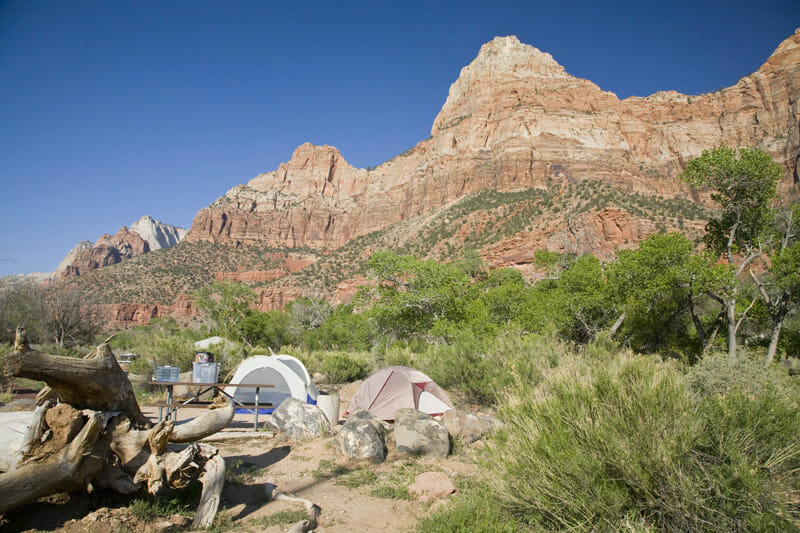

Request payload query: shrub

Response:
[418,332,563,406]
[320,351,369,384]
[480,351,800,531]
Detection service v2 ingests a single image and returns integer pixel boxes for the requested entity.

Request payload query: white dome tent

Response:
[274,354,320,399]
[224,355,318,413]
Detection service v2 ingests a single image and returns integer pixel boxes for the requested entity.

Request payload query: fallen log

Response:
[5,330,149,427]
[0,329,233,528]
[265,480,322,533]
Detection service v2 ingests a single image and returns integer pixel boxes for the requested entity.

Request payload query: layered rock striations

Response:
[187,30,800,252]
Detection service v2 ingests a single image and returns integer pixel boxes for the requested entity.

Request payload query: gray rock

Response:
[441,409,500,444]
[336,409,386,463]
[394,408,450,459]
[268,398,331,440]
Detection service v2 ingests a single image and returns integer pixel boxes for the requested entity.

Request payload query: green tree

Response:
[680,145,782,356]
[753,242,800,363]
[304,304,372,351]
[193,281,257,341]
[363,251,473,343]
[238,309,294,349]
[606,233,726,359]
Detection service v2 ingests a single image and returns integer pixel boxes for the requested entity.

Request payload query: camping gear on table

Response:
[224,355,319,413]
[192,361,220,383]
[194,351,214,363]
[346,366,453,421]
[153,365,180,382]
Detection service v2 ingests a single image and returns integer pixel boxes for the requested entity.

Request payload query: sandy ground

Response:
[0,405,480,533]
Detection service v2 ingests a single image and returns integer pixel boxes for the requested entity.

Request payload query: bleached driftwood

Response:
[265,479,322,533]
[0,328,233,528]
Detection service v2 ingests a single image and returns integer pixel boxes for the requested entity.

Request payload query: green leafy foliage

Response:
[320,351,369,384]
[193,281,257,340]
[679,145,781,257]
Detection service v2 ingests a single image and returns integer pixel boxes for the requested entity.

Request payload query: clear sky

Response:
[1,0,798,276]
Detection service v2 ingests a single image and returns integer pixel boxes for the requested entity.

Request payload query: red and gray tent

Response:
[346,366,453,421]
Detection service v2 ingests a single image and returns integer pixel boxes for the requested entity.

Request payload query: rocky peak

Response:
[245,143,363,198]
[432,35,573,133]
[130,215,187,251]
[185,29,798,261]
[55,217,186,279]
[55,241,93,276]
[468,35,567,80]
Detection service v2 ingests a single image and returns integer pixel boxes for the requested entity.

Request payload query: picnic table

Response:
[146,381,275,431]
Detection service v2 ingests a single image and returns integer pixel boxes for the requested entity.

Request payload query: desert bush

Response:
[320,351,369,384]
[418,332,563,405]
[685,352,798,399]
[112,318,206,375]
[480,351,800,531]
[380,343,417,368]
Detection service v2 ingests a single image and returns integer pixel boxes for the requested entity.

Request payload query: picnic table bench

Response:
[146,381,274,431]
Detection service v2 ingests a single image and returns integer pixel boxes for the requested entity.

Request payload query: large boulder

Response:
[441,410,500,444]
[268,398,331,440]
[335,410,386,463]
[394,408,450,459]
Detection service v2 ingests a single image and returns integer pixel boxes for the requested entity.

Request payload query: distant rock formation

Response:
[130,215,187,251]
[55,217,187,279]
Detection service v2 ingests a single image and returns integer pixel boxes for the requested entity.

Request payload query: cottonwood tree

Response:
[193,281,257,340]
[680,145,782,357]
[606,233,727,359]
[749,204,800,363]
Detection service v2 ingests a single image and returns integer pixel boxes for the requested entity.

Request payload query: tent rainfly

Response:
[346,366,453,421]
[224,355,319,412]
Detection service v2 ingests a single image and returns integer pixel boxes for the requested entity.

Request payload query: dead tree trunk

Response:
[0,329,233,528]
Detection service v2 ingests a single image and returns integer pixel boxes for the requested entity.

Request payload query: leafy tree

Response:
[304,304,372,351]
[286,297,331,333]
[455,248,488,280]
[753,242,800,362]
[606,233,725,359]
[519,255,611,342]
[363,251,473,343]
[193,281,257,340]
[679,146,782,356]
[238,309,294,349]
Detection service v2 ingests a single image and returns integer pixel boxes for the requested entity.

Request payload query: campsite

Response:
[0,336,497,533]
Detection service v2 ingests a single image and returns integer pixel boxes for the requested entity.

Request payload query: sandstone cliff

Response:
[56,227,149,279]
[186,30,800,253]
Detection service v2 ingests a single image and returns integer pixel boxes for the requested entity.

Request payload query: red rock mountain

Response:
[186,31,800,252]
[56,227,149,279]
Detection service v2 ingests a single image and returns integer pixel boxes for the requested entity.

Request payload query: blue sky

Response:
[1,0,798,276]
